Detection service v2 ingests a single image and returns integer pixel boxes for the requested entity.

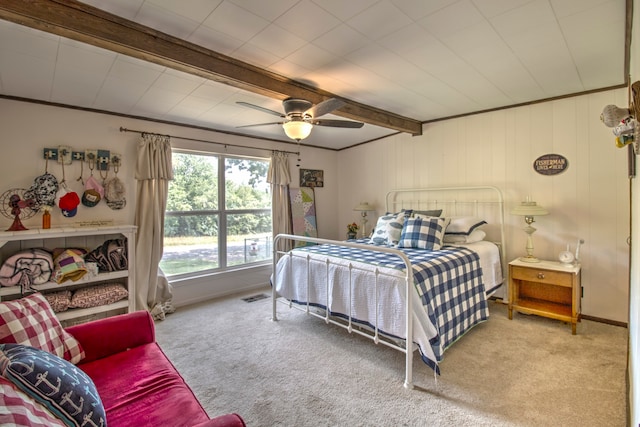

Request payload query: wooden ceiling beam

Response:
[0,0,422,136]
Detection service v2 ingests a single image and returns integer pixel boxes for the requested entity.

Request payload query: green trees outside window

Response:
[160,151,272,276]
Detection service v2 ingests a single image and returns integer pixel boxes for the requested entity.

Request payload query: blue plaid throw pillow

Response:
[398,217,448,250]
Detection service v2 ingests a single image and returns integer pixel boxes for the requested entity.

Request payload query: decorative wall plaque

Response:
[533,154,568,175]
[300,169,324,187]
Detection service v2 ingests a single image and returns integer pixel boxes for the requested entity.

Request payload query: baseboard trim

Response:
[580,314,627,328]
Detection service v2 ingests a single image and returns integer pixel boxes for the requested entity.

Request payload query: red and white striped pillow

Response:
[0,376,66,426]
[0,293,84,364]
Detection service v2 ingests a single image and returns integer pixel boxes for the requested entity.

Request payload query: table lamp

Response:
[353,202,373,238]
[511,198,548,262]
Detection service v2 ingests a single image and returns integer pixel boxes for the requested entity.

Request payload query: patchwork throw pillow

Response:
[369,212,406,245]
[398,217,449,250]
[0,344,106,427]
[0,376,66,427]
[0,293,84,364]
[52,249,87,284]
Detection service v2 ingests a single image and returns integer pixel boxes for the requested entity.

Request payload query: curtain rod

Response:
[119,127,300,156]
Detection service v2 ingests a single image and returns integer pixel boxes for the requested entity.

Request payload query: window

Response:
[160,151,272,277]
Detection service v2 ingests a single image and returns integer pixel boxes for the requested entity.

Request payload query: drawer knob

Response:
[537,273,545,279]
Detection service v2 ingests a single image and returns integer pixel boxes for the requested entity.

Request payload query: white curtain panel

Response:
[267,151,292,251]
[135,133,174,320]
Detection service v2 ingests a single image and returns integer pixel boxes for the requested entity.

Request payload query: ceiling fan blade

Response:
[236,101,285,118]
[312,119,364,128]
[236,122,284,128]
[305,98,345,118]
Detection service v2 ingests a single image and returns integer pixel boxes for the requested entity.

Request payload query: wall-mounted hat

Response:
[59,190,80,217]
[82,175,104,207]
[85,175,104,197]
[104,177,126,210]
[24,172,59,209]
[82,189,101,207]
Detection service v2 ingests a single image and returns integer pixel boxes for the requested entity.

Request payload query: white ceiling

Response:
[0,0,629,150]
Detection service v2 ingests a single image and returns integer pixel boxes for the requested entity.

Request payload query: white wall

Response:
[0,82,630,323]
[338,90,630,323]
[0,98,340,305]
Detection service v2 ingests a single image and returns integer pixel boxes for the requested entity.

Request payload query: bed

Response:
[271,186,506,388]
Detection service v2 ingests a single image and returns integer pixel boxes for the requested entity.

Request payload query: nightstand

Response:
[508,258,581,334]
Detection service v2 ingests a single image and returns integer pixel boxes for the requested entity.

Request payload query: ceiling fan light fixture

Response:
[283,121,313,141]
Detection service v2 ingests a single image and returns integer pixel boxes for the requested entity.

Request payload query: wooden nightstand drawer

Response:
[508,259,581,334]
[510,265,572,287]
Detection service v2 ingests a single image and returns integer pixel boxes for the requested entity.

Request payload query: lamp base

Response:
[519,255,541,263]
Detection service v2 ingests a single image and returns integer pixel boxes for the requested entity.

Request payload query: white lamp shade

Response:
[282,121,313,140]
[354,202,373,211]
[511,201,548,216]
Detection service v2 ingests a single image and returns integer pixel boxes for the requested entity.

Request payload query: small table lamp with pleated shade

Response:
[511,198,549,262]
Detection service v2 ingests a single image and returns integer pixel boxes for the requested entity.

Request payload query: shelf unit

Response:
[508,258,581,334]
[0,225,136,325]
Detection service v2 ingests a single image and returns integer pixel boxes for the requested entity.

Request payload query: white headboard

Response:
[385,185,506,280]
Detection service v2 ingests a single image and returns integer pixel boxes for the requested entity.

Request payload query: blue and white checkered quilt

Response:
[273,238,490,373]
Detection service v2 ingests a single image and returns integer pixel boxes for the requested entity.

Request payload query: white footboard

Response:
[272,234,416,389]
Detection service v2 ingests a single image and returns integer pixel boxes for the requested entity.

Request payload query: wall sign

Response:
[533,154,568,175]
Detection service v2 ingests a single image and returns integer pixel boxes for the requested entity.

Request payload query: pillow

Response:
[369,212,406,245]
[0,376,66,427]
[445,216,487,235]
[397,217,449,250]
[404,208,443,217]
[443,229,486,244]
[43,290,72,313]
[70,283,128,309]
[0,293,84,364]
[0,344,106,427]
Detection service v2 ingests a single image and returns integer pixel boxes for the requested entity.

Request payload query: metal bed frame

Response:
[271,186,505,389]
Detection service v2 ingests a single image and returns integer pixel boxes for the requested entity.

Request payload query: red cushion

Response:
[78,342,211,426]
[0,293,84,364]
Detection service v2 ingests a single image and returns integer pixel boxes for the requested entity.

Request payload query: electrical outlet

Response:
[58,145,72,164]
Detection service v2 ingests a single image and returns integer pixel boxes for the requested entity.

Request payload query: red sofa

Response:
[66,310,245,427]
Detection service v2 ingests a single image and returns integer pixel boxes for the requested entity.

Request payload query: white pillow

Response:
[370,212,405,245]
[445,216,487,235]
[443,229,486,244]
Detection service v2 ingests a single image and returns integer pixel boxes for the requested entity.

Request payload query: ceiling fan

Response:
[236,98,364,141]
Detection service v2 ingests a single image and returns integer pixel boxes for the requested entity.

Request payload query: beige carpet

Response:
[155,288,627,427]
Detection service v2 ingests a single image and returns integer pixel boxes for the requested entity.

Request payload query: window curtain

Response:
[134,133,175,320]
[267,151,292,251]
